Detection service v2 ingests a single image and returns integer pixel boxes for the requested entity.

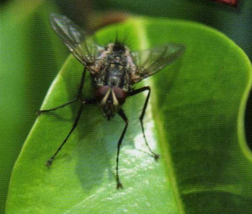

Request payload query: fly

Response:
[38,14,185,189]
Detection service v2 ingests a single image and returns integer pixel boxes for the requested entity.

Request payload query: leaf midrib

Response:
[134,18,185,214]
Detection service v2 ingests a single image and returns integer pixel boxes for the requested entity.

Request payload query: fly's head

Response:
[96,86,127,120]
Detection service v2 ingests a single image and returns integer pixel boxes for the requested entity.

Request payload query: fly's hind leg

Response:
[37,67,87,115]
[129,86,159,160]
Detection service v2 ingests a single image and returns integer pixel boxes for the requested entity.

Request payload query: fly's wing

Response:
[131,44,185,83]
[50,14,102,69]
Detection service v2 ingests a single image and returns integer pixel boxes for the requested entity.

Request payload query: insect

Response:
[38,14,185,189]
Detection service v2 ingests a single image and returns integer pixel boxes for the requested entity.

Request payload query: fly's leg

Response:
[129,86,159,160]
[46,103,83,166]
[37,98,79,115]
[116,109,129,189]
[46,99,95,166]
[37,67,87,115]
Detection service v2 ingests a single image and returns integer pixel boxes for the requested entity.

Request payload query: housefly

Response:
[38,14,185,189]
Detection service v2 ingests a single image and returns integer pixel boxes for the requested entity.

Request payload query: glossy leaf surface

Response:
[6,17,252,213]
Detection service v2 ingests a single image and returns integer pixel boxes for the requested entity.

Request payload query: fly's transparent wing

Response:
[131,44,185,83]
[50,14,101,67]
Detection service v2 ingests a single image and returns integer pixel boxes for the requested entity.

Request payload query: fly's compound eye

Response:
[96,86,127,106]
[96,86,110,102]
[112,86,127,105]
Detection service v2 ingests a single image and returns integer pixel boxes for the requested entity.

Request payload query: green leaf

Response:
[0,0,67,213]
[6,17,252,213]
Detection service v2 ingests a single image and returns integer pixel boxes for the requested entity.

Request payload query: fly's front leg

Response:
[37,98,79,115]
[37,67,87,115]
[46,99,96,166]
[129,86,159,160]
[116,109,129,189]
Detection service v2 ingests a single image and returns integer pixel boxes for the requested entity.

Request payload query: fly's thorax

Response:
[93,64,130,91]
[95,85,127,119]
[105,63,126,88]
[91,43,137,89]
